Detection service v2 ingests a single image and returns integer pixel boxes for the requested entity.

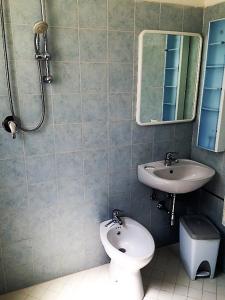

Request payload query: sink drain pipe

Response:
[156,192,176,226]
[170,193,176,226]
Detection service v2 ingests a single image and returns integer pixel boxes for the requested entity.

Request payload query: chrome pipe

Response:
[0,0,15,117]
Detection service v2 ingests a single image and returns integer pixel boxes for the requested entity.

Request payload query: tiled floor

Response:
[0,245,224,300]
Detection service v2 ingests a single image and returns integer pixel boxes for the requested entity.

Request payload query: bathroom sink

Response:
[138,159,215,194]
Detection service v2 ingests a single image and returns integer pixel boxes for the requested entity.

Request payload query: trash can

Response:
[180,215,220,280]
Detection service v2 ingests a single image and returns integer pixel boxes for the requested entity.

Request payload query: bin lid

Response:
[180,215,220,240]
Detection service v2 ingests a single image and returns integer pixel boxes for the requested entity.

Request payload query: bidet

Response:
[100,216,155,300]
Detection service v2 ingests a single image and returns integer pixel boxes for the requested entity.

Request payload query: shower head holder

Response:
[33,20,48,34]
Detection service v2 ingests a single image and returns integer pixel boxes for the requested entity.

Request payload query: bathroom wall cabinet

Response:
[198,19,225,152]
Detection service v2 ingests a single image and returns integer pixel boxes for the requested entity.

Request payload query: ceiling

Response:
[140,0,225,7]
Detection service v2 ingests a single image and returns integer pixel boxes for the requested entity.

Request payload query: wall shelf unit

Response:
[197,18,225,152]
[162,35,181,121]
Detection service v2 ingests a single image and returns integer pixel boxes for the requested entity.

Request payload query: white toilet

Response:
[100,217,155,300]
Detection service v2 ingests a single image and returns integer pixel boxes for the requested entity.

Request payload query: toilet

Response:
[100,217,155,300]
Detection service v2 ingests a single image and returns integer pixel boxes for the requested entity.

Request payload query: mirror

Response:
[136,30,202,125]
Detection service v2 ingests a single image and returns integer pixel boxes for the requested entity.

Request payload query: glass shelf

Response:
[208,41,225,46]
[202,107,220,112]
[204,87,222,90]
[164,86,177,88]
[165,48,179,52]
[163,102,176,105]
[206,64,225,68]
[165,67,178,70]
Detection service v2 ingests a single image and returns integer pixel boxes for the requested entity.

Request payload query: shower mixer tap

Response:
[2,116,20,139]
[8,120,17,139]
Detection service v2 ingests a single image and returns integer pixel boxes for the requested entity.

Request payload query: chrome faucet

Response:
[2,116,19,139]
[164,152,179,166]
[105,209,123,227]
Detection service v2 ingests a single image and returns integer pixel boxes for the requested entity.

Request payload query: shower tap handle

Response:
[2,116,19,139]
[8,121,17,139]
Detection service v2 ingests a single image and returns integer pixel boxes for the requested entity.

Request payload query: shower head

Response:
[33,21,48,34]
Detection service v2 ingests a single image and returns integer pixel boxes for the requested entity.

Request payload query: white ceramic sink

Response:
[138,159,215,194]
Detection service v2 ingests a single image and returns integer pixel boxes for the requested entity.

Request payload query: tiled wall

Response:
[0,0,202,293]
[196,189,225,272]
[191,1,225,273]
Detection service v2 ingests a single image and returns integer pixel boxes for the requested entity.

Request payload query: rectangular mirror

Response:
[136,30,202,126]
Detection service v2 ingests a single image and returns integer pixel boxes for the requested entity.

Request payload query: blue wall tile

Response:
[109,63,133,93]
[132,122,154,144]
[33,255,60,283]
[53,93,81,124]
[56,152,83,180]
[51,62,80,94]
[0,209,30,245]
[109,171,131,194]
[0,185,27,213]
[83,121,107,149]
[0,62,8,96]
[2,240,33,268]
[46,0,78,27]
[57,177,84,216]
[109,146,131,175]
[81,63,107,93]
[13,25,34,60]
[108,0,134,31]
[24,125,54,156]
[0,129,24,159]
[160,4,184,31]
[80,30,107,62]
[109,31,134,63]
[28,181,57,217]
[0,96,11,122]
[132,143,152,168]
[19,94,53,127]
[49,28,79,62]
[9,0,41,25]
[16,61,40,95]
[109,93,132,121]
[26,155,55,184]
[109,192,132,216]
[135,2,160,32]
[54,124,82,153]
[82,93,107,122]
[109,120,131,147]
[0,158,26,188]
[183,7,203,33]
[155,125,175,142]
[5,263,34,291]
[84,175,109,222]
[79,0,107,29]
[84,149,108,176]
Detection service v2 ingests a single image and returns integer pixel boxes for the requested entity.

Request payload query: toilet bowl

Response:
[100,217,155,300]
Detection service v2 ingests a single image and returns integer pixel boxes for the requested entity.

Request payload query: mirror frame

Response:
[136,30,203,126]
